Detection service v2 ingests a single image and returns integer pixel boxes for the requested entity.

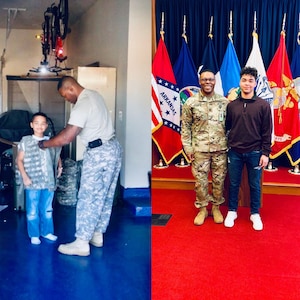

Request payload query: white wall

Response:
[125,0,152,188]
[0,0,152,190]
[0,29,43,111]
[67,0,152,189]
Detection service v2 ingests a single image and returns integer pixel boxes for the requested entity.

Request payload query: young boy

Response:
[224,67,272,230]
[16,112,62,244]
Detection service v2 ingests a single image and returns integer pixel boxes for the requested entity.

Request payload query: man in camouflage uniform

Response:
[181,70,228,225]
[38,76,122,256]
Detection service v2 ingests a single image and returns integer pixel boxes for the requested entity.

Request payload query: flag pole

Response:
[228,10,233,41]
[182,15,187,43]
[253,11,257,34]
[176,14,191,168]
[278,13,287,125]
[208,16,213,39]
[252,11,259,41]
[160,12,165,40]
[154,11,169,168]
[298,13,300,45]
[281,13,286,33]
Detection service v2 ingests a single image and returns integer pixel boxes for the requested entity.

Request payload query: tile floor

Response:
[0,189,150,300]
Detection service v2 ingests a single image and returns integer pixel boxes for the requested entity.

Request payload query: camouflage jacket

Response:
[181,91,229,154]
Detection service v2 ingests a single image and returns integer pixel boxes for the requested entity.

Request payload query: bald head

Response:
[57,76,79,90]
[57,76,84,104]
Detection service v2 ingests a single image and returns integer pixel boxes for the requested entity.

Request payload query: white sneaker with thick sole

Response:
[250,214,263,231]
[224,211,237,228]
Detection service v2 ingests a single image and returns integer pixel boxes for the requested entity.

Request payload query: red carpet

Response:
[152,164,300,185]
[152,189,300,300]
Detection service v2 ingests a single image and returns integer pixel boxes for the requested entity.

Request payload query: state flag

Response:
[220,38,241,97]
[173,37,200,105]
[152,37,185,164]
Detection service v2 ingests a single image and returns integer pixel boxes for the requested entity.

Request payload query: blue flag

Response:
[220,39,241,97]
[173,37,200,104]
[286,42,300,166]
[291,42,300,95]
[199,37,223,95]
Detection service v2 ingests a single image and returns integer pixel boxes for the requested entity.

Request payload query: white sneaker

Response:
[250,214,263,231]
[224,211,237,228]
[31,237,41,245]
[43,233,58,241]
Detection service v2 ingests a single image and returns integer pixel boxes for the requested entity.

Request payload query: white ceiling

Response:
[0,0,98,31]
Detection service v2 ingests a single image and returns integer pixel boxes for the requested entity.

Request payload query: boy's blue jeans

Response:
[227,149,263,215]
[25,189,55,238]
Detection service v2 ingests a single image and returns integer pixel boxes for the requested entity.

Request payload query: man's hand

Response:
[23,176,32,187]
[187,153,194,162]
[38,140,46,150]
[57,167,63,178]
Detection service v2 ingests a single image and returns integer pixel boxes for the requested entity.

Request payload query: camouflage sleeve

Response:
[181,102,193,155]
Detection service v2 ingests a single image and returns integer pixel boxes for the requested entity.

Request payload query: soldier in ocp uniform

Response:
[181,70,228,225]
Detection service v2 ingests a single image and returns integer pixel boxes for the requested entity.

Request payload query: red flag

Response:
[266,31,300,161]
[152,37,185,164]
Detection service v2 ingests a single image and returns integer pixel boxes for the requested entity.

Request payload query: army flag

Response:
[220,38,241,98]
[173,37,200,105]
[198,37,224,96]
[151,73,162,131]
[246,32,273,104]
[152,37,185,164]
[246,32,274,142]
[266,31,300,164]
[286,41,300,165]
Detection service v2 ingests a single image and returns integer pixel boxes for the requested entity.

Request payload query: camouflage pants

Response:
[75,138,122,241]
[192,151,227,208]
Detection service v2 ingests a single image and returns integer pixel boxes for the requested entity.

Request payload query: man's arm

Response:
[181,103,193,156]
[39,124,82,149]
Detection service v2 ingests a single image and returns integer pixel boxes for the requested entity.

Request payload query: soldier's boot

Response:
[194,207,208,226]
[90,232,103,247]
[58,238,90,256]
[212,205,224,224]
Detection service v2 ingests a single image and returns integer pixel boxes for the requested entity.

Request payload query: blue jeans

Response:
[227,149,262,214]
[25,189,55,238]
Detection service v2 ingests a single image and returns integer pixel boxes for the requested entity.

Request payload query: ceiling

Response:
[0,0,98,31]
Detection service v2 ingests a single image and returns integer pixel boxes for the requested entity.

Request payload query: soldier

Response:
[38,76,122,256]
[181,70,229,225]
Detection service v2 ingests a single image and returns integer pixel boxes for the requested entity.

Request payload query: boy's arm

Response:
[16,150,32,186]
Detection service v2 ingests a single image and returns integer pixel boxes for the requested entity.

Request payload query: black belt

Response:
[88,139,102,149]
